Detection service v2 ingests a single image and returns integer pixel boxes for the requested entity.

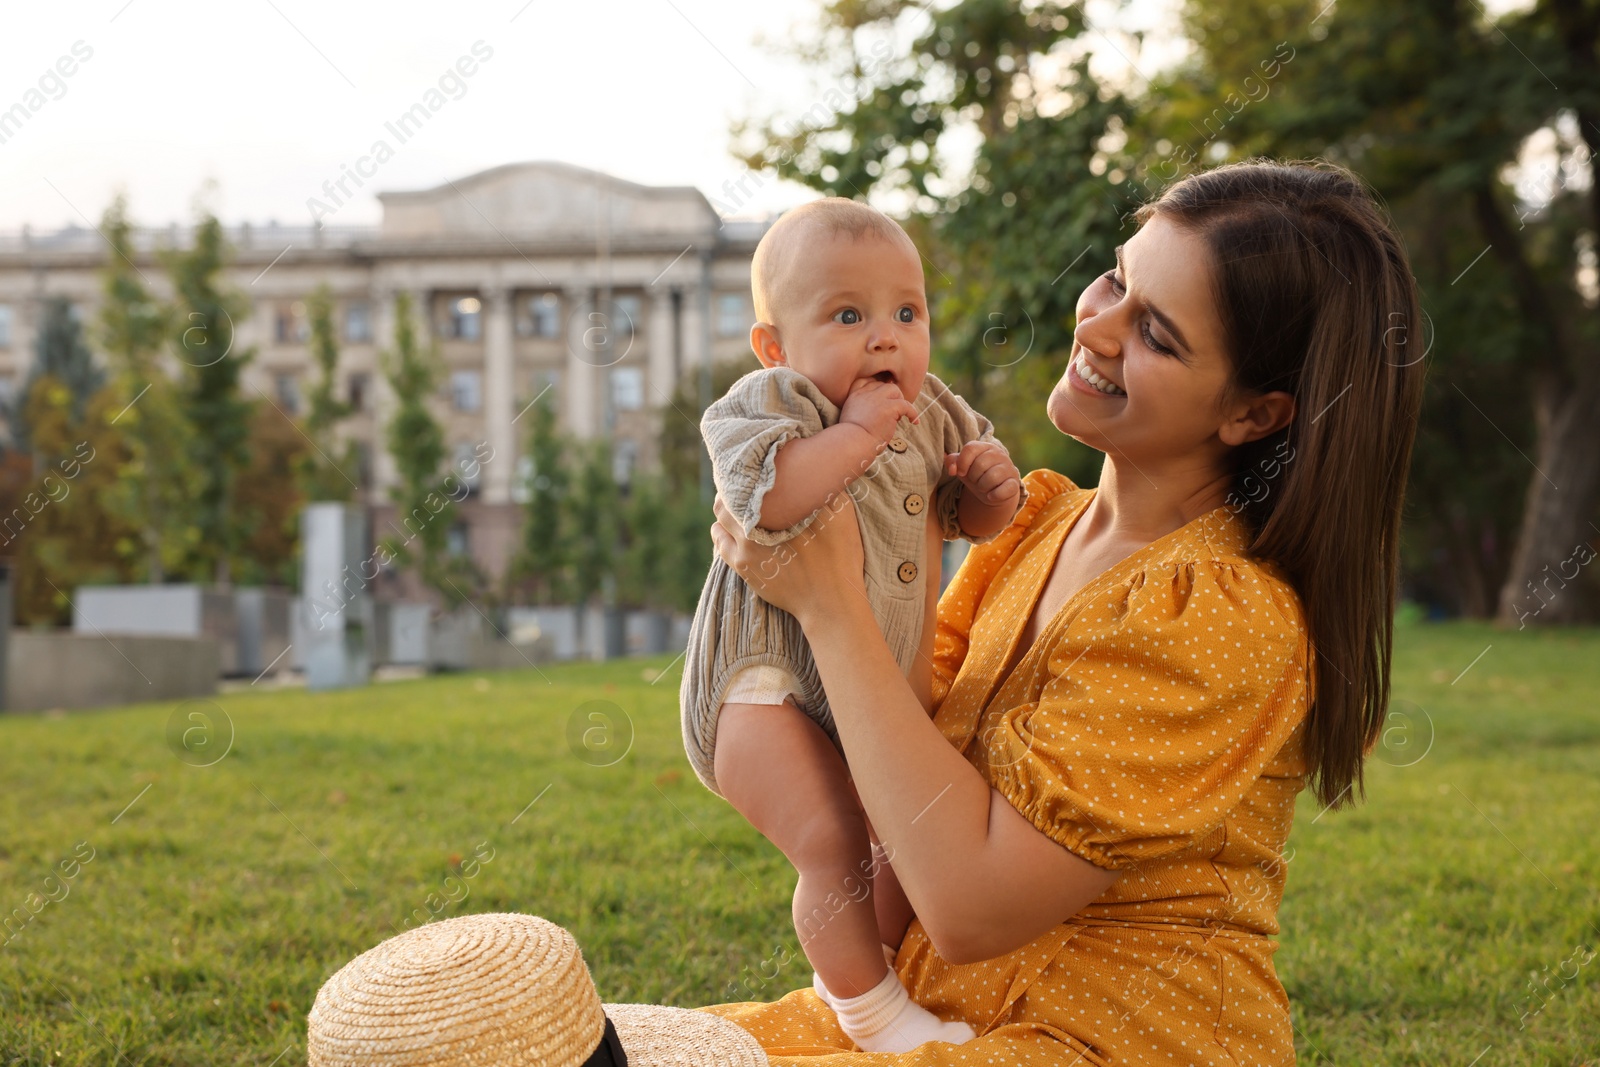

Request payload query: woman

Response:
[693,160,1426,1064]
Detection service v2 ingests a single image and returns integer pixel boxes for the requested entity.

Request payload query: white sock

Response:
[811,968,976,1053]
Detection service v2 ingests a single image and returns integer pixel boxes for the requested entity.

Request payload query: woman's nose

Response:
[1074,312,1121,360]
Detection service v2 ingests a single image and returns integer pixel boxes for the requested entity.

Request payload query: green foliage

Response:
[234,404,310,589]
[378,292,481,607]
[510,395,572,604]
[11,297,105,451]
[165,214,257,585]
[737,0,1085,201]
[1166,0,1600,619]
[10,377,140,626]
[567,438,622,610]
[296,285,358,504]
[95,194,202,584]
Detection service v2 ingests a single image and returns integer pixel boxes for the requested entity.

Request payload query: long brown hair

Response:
[1136,160,1426,809]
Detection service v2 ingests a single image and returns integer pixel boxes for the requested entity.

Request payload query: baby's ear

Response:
[750,323,785,369]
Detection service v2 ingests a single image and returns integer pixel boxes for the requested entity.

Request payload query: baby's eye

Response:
[896,306,916,323]
[833,308,861,325]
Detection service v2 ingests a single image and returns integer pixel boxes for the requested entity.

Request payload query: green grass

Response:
[0,622,1596,1065]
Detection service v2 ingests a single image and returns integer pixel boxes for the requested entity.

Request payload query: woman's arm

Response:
[711,496,1119,964]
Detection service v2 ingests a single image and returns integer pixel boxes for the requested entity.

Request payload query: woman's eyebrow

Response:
[1115,244,1194,354]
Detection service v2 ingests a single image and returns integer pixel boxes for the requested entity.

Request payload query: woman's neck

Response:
[1083,453,1234,546]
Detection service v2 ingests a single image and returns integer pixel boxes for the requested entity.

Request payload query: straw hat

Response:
[308,912,768,1067]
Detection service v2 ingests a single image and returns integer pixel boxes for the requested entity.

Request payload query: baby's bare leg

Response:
[845,779,916,954]
[714,700,887,999]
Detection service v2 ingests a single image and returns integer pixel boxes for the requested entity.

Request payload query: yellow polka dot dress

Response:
[696,470,1312,1065]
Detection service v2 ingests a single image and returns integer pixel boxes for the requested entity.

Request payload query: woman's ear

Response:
[1219,390,1295,447]
[750,323,786,369]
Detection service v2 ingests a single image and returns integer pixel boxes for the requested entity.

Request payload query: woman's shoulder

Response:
[1015,468,1091,525]
[1129,506,1308,648]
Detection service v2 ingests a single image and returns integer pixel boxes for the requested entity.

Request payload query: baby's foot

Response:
[812,969,976,1053]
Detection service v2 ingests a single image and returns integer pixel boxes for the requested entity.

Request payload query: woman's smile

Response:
[1067,349,1127,398]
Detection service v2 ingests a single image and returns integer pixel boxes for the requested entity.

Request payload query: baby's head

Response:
[748,198,929,409]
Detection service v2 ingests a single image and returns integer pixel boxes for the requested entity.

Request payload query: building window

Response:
[274,371,300,415]
[452,441,482,491]
[716,293,748,337]
[610,294,642,336]
[442,295,482,341]
[347,371,369,414]
[446,521,470,557]
[609,366,645,412]
[0,304,12,348]
[450,369,482,412]
[275,301,309,344]
[520,292,561,338]
[612,439,638,488]
[344,301,372,343]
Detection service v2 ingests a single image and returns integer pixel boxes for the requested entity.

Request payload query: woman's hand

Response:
[710,493,867,628]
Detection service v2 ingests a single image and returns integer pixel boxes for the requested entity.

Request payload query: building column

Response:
[647,287,677,408]
[564,285,600,439]
[482,284,515,505]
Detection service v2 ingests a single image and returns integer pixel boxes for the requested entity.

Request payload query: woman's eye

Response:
[1101,269,1123,293]
[833,308,861,325]
[896,306,916,323]
[1142,322,1175,356]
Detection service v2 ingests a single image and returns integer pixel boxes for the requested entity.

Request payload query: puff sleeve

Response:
[927,376,1028,545]
[930,469,1075,714]
[984,556,1310,871]
[701,367,839,546]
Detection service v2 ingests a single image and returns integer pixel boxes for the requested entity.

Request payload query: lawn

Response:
[0,620,1596,1065]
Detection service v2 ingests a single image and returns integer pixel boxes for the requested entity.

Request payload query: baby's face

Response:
[761,231,930,410]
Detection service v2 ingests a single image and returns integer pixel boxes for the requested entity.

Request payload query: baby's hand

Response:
[840,376,919,444]
[946,441,1021,506]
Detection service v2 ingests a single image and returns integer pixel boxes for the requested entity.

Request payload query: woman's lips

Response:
[1069,352,1126,397]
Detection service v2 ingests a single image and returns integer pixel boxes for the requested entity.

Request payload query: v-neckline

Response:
[990,488,1237,689]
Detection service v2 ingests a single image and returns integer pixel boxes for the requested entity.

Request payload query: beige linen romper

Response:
[679,366,1024,796]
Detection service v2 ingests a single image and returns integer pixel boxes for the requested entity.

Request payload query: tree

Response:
[378,292,480,608]
[735,0,1122,481]
[1169,0,1600,621]
[296,284,359,503]
[234,403,310,589]
[96,193,201,583]
[12,297,105,452]
[564,437,622,647]
[509,392,571,604]
[10,377,139,626]
[166,212,257,586]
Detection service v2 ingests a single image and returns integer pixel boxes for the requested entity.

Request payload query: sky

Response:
[0,0,1188,235]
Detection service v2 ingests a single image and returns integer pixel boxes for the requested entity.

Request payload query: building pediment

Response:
[376,162,718,243]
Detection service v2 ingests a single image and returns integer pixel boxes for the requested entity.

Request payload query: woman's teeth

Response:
[1075,355,1126,396]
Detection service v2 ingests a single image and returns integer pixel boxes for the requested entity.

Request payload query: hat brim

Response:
[605,1004,768,1067]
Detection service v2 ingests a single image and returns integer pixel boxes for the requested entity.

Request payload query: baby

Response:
[680,198,1024,1051]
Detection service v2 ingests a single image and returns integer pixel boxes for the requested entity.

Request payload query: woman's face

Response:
[1047,213,1242,472]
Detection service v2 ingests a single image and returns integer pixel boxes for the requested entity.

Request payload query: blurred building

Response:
[0,162,769,596]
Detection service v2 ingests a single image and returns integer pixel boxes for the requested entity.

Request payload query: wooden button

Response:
[897,561,918,583]
[903,493,925,515]
[887,436,908,453]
